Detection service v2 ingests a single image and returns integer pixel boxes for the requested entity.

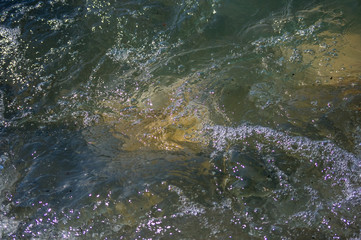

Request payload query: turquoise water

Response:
[0,0,360,239]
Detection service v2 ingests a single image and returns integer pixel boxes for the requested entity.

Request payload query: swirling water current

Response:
[0,0,361,239]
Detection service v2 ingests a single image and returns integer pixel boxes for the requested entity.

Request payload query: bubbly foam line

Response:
[0,90,4,123]
[0,25,20,54]
[208,124,361,198]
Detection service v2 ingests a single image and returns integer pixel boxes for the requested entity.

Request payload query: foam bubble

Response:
[0,90,4,123]
[208,124,360,196]
[0,25,20,58]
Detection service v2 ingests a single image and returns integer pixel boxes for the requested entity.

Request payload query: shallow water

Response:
[0,0,360,239]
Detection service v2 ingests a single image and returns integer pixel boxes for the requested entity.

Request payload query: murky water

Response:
[1,0,360,239]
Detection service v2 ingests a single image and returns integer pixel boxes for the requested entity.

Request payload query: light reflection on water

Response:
[0,0,361,239]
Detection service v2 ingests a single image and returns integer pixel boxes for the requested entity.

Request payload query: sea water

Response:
[0,0,360,239]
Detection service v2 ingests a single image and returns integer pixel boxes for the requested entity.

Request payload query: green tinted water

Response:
[0,0,360,239]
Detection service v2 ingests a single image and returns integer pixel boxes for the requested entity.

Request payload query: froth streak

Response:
[208,124,360,198]
[0,90,4,123]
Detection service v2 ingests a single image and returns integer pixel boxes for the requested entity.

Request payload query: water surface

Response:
[0,0,360,239]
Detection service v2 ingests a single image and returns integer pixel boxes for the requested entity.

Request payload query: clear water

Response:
[0,0,360,239]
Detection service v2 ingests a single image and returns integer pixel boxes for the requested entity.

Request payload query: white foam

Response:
[0,90,4,123]
[207,124,361,198]
[0,211,19,239]
[0,25,21,57]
